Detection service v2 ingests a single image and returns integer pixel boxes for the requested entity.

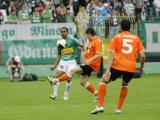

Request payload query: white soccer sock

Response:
[53,82,60,96]
[65,80,72,94]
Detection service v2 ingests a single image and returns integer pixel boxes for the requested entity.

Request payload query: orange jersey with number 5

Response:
[109,31,145,72]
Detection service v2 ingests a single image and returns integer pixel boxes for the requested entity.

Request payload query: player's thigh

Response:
[110,68,123,81]
[122,72,134,85]
[56,70,65,78]
[66,60,79,74]
[69,66,82,75]
[80,64,93,77]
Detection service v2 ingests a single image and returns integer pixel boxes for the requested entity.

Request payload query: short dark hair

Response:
[121,19,131,31]
[60,27,68,32]
[85,28,96,36]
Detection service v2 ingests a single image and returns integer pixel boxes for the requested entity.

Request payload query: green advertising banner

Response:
[0,23,76,65]
[2,39,57,65]
[140,22,160,62]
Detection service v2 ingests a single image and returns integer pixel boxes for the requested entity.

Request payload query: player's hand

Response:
[102,71,111,82]
[50,65,56,71]
[139,68,143,73]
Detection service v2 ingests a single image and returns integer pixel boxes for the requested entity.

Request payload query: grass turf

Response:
[0,74,160,120]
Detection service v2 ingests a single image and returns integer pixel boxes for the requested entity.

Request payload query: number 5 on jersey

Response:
[122,39,133,54]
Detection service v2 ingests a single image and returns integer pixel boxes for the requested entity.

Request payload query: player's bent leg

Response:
[80,75,98,97]
[54,66,82,83]
[80,75,88,86]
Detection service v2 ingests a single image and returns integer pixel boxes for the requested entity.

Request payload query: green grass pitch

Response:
[0,74,160,120]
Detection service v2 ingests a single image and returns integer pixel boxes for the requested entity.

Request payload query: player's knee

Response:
[102,79,111,84]
[69,69,76,75]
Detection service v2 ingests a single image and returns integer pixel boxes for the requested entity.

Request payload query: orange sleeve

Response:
[137,38,145,52]
[94,39,102,54]
[109,36,118,52]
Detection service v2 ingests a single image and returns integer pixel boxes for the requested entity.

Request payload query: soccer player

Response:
[49,26,83,100]
[48,28,102,99]
[90,19,145,114]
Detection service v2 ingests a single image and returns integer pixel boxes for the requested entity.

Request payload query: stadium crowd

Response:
[0,0,160,24]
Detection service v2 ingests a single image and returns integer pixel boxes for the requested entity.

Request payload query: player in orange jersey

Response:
[47,28,102,98]
[90,19,145,114]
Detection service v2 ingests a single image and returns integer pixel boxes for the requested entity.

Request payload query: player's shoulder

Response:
[68,36,77,41]
[94,36,102,43]
[120,32,141,40]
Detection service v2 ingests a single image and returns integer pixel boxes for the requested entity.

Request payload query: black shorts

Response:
[110,68,134,84]
[80,64,94,77]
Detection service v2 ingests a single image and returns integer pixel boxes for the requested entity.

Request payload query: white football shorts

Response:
[57,59,77,74]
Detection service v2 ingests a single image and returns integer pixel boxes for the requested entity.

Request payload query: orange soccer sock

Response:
[85,82,98,96]
[98,83,106,108]
[57,74,70,82]
[116,86,128,110]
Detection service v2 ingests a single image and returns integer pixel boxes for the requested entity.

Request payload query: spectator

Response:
[6,56,24,82]
[54,0,61,7]
[124,0,135,16]
[18,4,31,24]
[67,0,74,14]
[109,9,119,40]
[78,0,87,7]
[26,0,36,14]
[116,1,124,16]
[102,3,112,17]
[0,11,4,24]
[7,10,18,24]
[0,1,8,10]
[86,0,96,16]
[7,1,16,15]
[65,8,75,22]
[92,9,106,42]
[62,0,70,7]
[31,8,41,23]
[134,0,144,20]
[36,2,45,14]
[41,5,52,23]
[110,0,119,9]
[95,0,104,16]
[56,2,67,22]
[73,0,79,16]
[76,6,89,45]
[153,0,160,19]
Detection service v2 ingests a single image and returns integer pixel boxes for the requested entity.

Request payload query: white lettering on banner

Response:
[8,44,57,59]
[0,23,76,41]
[145,23,160,52]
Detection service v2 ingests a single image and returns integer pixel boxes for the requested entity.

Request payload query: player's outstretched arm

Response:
[50,55,61,71]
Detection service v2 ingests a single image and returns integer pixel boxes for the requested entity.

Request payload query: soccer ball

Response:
[57,39,66,48]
